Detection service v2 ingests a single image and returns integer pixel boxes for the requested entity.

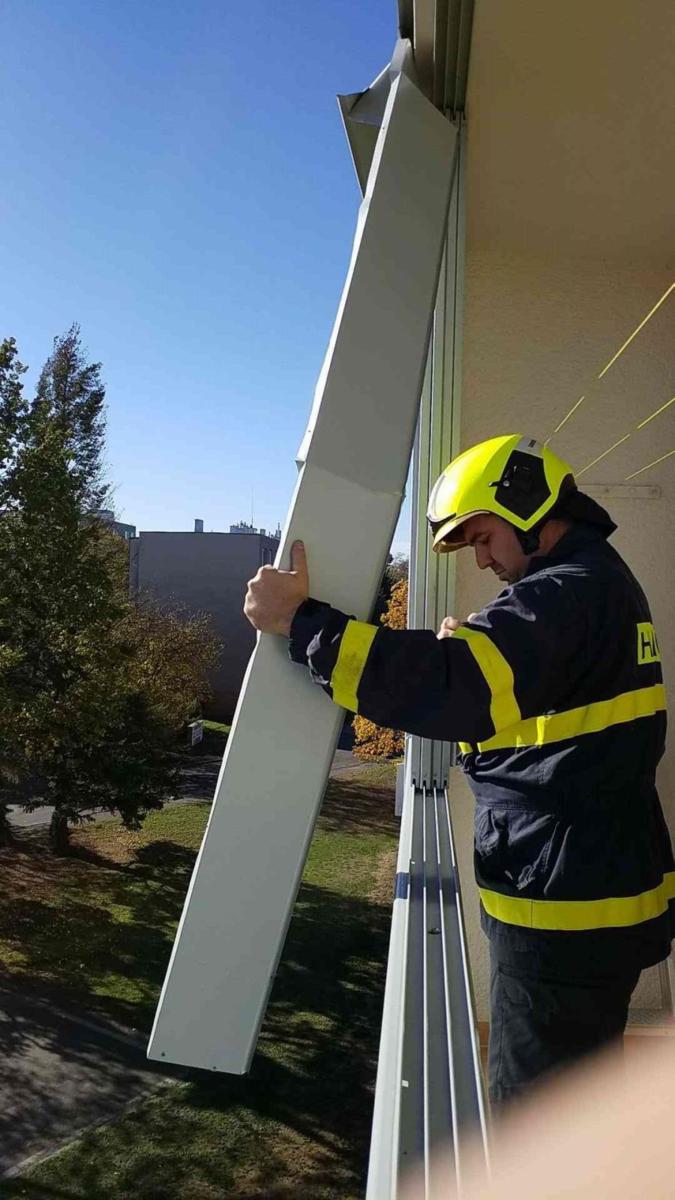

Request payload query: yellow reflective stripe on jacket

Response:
[451,627,521,733]
[477,683,667,752]
[330,620,378,712]
[480,870,675,931]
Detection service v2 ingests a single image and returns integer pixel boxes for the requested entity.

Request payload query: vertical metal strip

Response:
[405,117,464,790]
[446,115,466,640]
[409,354,433,787]
[426,246,447,788]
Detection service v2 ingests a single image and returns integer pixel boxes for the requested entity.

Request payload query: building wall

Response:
[451,253,674,1019]
[129,531,279,719]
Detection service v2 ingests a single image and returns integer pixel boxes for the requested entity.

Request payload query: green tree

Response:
[0,338,30,843]
[0,329,219,852]
[0,337,28,476]
[371,552,408,625]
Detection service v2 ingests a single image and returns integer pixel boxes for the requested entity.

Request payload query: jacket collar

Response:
[523,522,606,577]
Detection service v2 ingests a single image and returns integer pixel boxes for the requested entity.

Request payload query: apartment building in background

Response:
[96,508,137,540]
[129,520,280,718]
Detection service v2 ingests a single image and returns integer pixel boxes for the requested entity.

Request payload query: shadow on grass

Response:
[1,882,392,1199]
[0,834,198,1033]
[0,767,397,1197]
[319,769,398,838]
[175,751,222,800]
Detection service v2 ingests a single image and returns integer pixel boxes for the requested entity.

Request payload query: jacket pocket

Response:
[475,805,559,893]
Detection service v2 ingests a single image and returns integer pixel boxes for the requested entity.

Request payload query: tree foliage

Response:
[0,337,28,473]
[370,553,408,627]
[353,577,408,761]
[0,329,219,851]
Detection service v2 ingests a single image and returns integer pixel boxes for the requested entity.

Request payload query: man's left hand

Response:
[244,540,309,637]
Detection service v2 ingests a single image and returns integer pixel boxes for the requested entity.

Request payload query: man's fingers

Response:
[438,615,461,639]
[290,539,309,587]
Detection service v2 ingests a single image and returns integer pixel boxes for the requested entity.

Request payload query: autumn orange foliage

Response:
[353,578,407,760]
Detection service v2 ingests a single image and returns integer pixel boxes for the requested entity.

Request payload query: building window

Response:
[262,549,273,565]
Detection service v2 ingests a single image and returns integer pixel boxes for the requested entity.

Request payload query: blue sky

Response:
[3,0,410,547]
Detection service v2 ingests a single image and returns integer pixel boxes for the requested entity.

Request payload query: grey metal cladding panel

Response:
[448,0,474,115]
[424,789,454,1161]
[147,76,458,1076]
[392,788,486,1191]
[398,787,426,1168]
[398,0,414,42]
[300,74,457,494]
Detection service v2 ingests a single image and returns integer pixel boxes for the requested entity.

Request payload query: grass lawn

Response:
[0,762,398,1200]
[201,720,231,736]
[197,719,231,755]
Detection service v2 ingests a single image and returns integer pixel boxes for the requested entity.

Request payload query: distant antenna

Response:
[250,487,254,527]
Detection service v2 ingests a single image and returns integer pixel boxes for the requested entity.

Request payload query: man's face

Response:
[460,513,529,584]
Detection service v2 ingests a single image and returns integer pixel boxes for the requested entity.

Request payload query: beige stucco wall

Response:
[452,253,674,1019]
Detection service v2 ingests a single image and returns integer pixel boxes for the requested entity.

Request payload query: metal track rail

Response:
[367,783,488,1198]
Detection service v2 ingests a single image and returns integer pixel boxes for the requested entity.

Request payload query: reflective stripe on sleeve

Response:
[477,683,667,752]
[451,626,521,733]
[480,870,675,931]
[330,620,378,712]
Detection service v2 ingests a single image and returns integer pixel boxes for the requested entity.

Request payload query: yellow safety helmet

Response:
[427,435,575,553]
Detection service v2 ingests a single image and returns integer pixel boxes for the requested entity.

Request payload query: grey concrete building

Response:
[129,523,280,719]
[96,508,137,541]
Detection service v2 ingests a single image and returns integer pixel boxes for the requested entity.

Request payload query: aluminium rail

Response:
[367,780,489,1198]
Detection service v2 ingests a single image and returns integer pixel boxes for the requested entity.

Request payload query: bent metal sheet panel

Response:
[147,70,457,1074]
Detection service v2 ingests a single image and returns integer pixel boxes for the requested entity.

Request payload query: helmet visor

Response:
[430,510,493,553]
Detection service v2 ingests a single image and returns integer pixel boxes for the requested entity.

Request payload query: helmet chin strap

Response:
[515,527,541,555]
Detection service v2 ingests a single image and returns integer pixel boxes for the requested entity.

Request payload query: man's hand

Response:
[437,613,478,638]
[437,616,460,638]
[244,540,309,637]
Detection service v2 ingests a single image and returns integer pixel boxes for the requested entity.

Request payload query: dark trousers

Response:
[488,949,640,1107]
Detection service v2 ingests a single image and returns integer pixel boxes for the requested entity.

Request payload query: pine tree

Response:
[0,338,29,843]
[0,329,219,852]
[0,337,28,475]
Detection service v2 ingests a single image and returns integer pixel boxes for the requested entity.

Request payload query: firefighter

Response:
[244,434,674,1105]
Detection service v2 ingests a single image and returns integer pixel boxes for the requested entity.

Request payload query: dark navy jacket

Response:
[289,524,674,972]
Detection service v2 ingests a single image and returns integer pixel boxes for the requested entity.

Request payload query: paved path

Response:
[8,749,362,830]
[0,986,174,1179]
